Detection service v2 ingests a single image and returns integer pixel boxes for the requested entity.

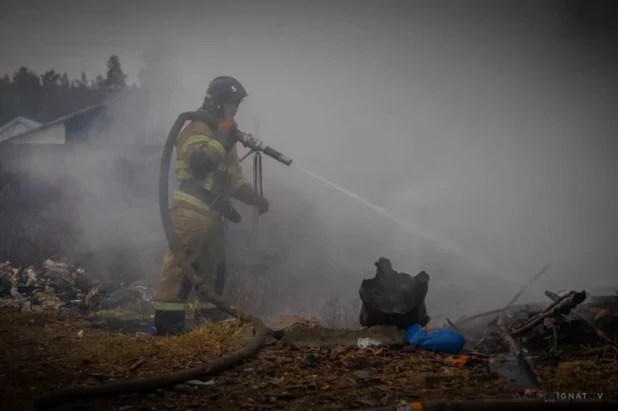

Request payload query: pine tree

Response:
[11,67,43,121]
[0,75,12,124]
[104,55,127,90]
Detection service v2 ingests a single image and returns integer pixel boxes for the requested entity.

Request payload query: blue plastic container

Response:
[145,325,158,335]
[405,324,465,354]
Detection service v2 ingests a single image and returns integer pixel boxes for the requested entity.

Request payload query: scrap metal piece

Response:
[510,290,586,337]
[489,353,540,389]
[546,290,617,347]
[494,311,540,388]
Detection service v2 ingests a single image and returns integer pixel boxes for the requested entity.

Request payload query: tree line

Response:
[0,55,131,126]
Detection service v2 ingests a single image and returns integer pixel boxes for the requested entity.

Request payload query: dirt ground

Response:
[1,308,617,410]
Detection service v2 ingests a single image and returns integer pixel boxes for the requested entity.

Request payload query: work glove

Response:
[254,196,269,215]
[222,203,242,224]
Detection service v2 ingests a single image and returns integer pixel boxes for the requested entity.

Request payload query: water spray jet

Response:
[293,164,523,285]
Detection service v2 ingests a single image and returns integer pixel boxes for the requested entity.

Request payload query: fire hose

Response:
[31,111,292,410]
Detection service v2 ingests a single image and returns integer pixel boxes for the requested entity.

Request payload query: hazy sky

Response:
[2,0,618,316]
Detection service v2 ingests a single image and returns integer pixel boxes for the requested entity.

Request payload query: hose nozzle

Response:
[237,132,293,166]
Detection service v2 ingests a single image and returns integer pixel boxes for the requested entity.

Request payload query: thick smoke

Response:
[2,0,618,322]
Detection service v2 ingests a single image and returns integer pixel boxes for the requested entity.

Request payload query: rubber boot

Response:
[153,309,186,336]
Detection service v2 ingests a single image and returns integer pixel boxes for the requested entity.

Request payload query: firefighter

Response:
[154,76,269,335]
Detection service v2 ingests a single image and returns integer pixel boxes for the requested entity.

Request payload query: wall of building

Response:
[10,123,66,145]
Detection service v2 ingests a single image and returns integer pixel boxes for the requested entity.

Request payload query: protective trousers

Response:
[154,205,227,335]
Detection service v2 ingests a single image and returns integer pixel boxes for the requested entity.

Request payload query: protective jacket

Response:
[172,115,249,215]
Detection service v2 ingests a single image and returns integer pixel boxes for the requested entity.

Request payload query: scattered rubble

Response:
[0,257,154,315]
[357,337,384,348]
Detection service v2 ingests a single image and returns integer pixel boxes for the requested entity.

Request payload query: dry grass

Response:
[320,294,362,329]
[0,307,252,408]
[539,359,618,392]
[75,320,250,377]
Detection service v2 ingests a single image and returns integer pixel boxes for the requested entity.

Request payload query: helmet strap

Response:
[222,102,236,120]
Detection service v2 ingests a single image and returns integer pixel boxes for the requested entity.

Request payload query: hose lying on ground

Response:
[31,111,269,410]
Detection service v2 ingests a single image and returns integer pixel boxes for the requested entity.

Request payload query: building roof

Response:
[1,104,105,145]
[0,116,42,139]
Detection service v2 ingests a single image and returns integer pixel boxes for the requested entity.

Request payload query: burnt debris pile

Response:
[453,289,618,353]
[449,288,618,388]
[0,257,154,315]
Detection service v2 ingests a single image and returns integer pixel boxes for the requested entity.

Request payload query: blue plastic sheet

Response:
[405,324,465,354]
